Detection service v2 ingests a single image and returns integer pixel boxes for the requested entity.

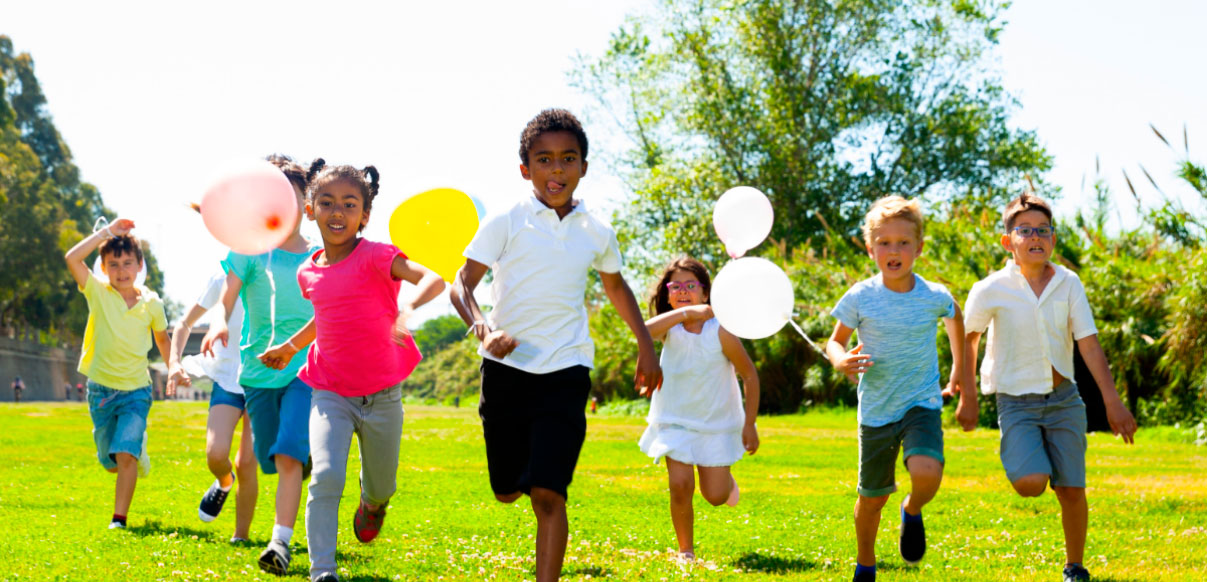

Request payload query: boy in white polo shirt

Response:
[451,108,662,582]
[960,192,1137,582]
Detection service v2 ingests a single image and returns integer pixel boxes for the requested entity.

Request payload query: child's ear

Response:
[360,209,371,229]
[519,163,531,181]
[304,201,315,221]
[866,244,875,259]
[916,239,925,254]
[581,159,589,177]
[999,232,1013,252]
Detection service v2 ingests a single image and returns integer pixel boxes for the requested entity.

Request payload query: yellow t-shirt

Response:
[77,274,168,390]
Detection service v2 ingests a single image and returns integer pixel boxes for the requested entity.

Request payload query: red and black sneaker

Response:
[353,500,387,543]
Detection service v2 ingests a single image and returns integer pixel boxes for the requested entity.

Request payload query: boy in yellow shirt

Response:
[65,218,171,529]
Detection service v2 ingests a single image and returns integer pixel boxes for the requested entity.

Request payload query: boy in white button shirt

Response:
[450,108,662,582]
[960,192,1137,582]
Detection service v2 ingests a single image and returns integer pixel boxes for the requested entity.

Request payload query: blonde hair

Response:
[861,196,924,246]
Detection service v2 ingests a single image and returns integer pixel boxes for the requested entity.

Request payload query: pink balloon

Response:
[200,160,299,255]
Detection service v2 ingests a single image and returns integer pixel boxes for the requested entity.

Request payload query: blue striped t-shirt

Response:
[831,273,955,427]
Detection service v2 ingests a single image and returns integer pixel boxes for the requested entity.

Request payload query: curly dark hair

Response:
[265,153,308,193]
[518,108,588,165]
[649,256,712,317]
[305,158,380,232]
[98,234,144,264]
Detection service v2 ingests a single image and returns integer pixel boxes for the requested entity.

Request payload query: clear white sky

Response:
[6,1,1204,325]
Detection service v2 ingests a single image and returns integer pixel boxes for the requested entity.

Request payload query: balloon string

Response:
[92,216,110,233]
[788,319,825,355]
[266,251,277,351]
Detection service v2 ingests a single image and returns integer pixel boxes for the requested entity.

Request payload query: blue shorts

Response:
[87,381,152,470]
[997,380,1087,488]
[243,378,312,474]
[209,383,246,410]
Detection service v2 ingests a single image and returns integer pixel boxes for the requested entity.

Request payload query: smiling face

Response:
[519,130,588,216]
[667,269,709,309]
[867,217,923,283]
[101,250,142,292]
[306,178,369,246]
[1002,208,1055,267]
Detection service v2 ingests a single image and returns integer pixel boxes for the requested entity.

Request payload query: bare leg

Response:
[666,459,696,554]
[274,455,303,529]
[530,487,568,582]
[696,465,734,507]
[1011,473,1049,498]
[1053,486,1087,565]
[854,494,890,567]
[902,455,943,514]
[233,412,258,540]
[113,453,138,516]
[206,404,242,486]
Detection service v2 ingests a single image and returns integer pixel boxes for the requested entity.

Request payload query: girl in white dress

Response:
[639,256,760,561]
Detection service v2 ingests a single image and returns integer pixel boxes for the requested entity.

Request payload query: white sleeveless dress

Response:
[638,318,746,466]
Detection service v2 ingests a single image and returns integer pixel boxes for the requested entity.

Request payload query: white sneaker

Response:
[108,521,126,530]
[137,431,151,477]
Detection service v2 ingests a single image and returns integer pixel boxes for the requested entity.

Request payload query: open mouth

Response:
[886,259,902,269]
[1028,245,1045,254]
[546,181,565,195]
[327,223,347,234]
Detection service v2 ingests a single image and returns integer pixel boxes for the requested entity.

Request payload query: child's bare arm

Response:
[944,305,978,431]
[167,303,209,392]
[719,326,760,454]
[825,321,869,384]
[1076,334,1137,443]
[200,271,242,357]
[152,329,173,396]
[645,305,713,342]
[258,318,317,371]
[391,256,448,342]
[450,259,517,358]
[64,218,134,289]
[600,271,663,396]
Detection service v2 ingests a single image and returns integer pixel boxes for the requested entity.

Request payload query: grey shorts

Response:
[858,406,944,497]
[996,380,1087,488]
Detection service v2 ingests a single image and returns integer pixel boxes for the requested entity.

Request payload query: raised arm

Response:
[450,259,517,359]
[600,271,663,396]
[826,321,870,385]
[645,305,713,342]
[1076,334,1137,443]
[719,326,760,454]
[64,219,134,288]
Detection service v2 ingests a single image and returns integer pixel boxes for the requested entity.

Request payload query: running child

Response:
[167,265,258,542]
[200,154,317,575]
[639,256,760,561]
[960,192,1136,582]
[825,196,971,582]
[259,160,446,582]
[64,218,171,529]
[450,108,662,582]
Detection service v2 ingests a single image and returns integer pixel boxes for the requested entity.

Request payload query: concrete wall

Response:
[0,337,86,401]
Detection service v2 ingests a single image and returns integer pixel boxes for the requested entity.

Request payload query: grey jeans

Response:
[306,385,403,580]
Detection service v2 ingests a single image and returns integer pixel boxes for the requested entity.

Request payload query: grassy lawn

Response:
[0,402,1203,581]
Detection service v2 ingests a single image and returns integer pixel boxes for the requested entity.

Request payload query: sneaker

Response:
[108,521,126,530]
[230,536,250,544]
[1063,564,1091,582]
[258,539,291,576]
[137,431,151,477]
[898,502,926,564]
[853,570,876,582]
[313,573,340,582]
[198,476,233,522]
[676,550,696,563]
[353,499,387,543]
[726,476,740,507]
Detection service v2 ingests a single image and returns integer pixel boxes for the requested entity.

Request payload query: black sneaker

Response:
[198,477,233,522]
[1063,564,1091,582]
[898,502,926,564]
[313,573,340,582]
[258,539,291,576]
[853,569,876,582]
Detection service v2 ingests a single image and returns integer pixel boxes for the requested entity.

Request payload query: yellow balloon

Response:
[388,188,480,283]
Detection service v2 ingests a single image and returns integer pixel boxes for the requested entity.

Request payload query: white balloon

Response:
[710,257,794,339]
[713,186,773,258]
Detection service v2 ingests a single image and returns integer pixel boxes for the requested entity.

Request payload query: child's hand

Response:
[107,218,135,237]
[200,324,228,357]
[742,423,759,455]
[681,304,714,323]
[166,364,191,394]
[835,342,872,384]
[634,343,662,396]
[482,329,518,359]
[941,380,959,398]
[1105,399,1137,444]
[392,307,414,345]
[258,343,298,371]
[955,396,978,432]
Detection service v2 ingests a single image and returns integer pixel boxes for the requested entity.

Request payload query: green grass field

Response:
[1,402,1204,581]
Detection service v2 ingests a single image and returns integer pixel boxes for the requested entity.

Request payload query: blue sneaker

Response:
[198,476,233,522]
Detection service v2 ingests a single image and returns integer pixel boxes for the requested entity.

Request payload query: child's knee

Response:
[1053,486,1085,504]
[906,455,943,478]
[668,476,695,500]
[1011,474,1049,497]
[856,494,891,512]
[114,452,137,467]
[529,487,565,516]
[494,491,522,504]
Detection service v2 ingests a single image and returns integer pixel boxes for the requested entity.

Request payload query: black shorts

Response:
[478,359,591,500]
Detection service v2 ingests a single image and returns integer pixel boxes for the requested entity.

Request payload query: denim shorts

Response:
[87,381,152,470]
[208,383,246,410]
[243,377,312,474]
[997,380,1087,488]
[857,406,944,497]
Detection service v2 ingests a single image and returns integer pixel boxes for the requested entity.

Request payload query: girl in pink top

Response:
[260,160,445,582]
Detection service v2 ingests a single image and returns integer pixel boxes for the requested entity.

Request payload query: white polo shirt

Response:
[964,260,1098,396]
[463,195,622,374]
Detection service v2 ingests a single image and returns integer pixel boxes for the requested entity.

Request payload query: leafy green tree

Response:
[412,314,470,356]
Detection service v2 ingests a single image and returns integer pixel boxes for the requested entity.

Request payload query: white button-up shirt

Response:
[463,195,622,374]
[964,260,1098,396]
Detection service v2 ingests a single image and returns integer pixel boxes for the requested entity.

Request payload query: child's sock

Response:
[902,505,923,523]
[218,473,234,490]
[111,514,127,527]
[271,524,293,544]
[855,563,876,578]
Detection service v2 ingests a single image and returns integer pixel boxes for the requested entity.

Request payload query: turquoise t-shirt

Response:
[831,273,955,427]
[222,244,319,388]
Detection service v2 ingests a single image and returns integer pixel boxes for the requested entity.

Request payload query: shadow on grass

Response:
[127,520,220,541]
[733,552,816,574]
[564,566,611,577]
